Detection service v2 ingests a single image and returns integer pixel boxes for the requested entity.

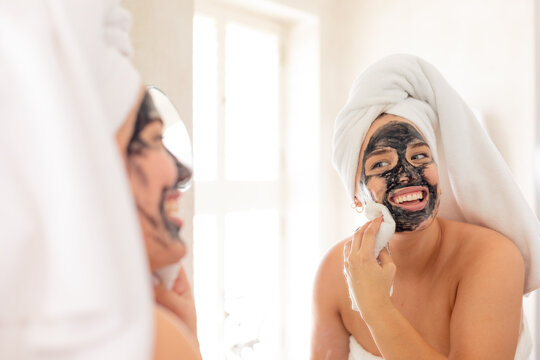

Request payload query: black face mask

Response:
[361,121,439,232]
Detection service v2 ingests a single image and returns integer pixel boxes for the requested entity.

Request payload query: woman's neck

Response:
[388,217,443,277]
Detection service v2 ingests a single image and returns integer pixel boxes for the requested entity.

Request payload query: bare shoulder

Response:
[154,305,202,360]
[313,238,351,306]
[442,219,524,359]
[441,218,524,283]
[311,238,352,359]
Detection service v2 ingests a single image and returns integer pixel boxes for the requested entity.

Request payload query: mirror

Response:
[147,86,193,192]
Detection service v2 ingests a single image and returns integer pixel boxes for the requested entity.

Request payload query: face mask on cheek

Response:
[361,121,440,232]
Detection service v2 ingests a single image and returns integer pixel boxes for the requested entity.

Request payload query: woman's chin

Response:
[394,214,437,233]
[149,241,186,271]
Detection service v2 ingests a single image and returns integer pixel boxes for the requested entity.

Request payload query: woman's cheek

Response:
[365,176,387,203]
[128,158,150,200]
[422,163,439,185]
[161,152,179,185]
[147,151,178,186]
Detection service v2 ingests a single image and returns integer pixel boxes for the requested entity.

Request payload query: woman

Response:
[116,88,202,360]
[311,55,539,359]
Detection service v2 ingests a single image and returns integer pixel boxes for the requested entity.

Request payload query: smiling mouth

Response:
[162,189,183,240]
[388,186,428,211]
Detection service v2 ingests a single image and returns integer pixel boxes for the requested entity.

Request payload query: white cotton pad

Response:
[364,201,396,258]
[154,261,181,289]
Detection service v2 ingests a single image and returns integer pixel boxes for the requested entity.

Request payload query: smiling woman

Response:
[311,55,539,360]
[116,88,201,360]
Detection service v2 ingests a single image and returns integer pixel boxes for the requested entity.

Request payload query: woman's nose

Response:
[176,159,192,188]
[173,156,192,190]
[166,148,193,190]
[397,161,419,184]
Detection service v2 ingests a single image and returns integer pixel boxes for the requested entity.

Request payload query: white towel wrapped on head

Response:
[332,54,540,294]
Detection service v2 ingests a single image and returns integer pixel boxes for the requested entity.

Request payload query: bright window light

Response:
[193,15,218,181]
[224,210,280,360]
[224,23,279,181]
[193,214,221,359]
[193,13,283,360]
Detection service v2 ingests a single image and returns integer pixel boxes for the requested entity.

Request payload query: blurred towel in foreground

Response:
[0,1,152,359]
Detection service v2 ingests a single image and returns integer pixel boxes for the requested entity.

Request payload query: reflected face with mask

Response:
[355,114,441,232]
[123,92,192,270]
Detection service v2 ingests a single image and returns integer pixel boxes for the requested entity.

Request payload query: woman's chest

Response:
[342,275,456,357]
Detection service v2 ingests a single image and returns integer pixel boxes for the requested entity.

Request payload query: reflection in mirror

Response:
[129,86,194,288]
[148,86,193,192]
[128,87,200,358]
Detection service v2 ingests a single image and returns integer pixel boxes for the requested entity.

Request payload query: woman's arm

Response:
[311,241,351,360]
[345,220,523,360]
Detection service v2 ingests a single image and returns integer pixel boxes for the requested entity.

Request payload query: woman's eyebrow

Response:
[407,142,429,150]
[365,147,394,158]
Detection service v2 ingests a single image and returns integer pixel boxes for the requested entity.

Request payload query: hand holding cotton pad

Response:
[364,200,396,259]
[346,201,396,312]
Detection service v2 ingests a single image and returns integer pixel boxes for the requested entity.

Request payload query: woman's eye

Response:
[411,153,427,160]
[372,161,389,169]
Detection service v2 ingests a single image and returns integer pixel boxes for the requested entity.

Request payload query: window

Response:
[193,9,284,359]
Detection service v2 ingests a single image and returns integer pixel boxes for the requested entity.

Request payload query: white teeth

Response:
[165,201,179,216]
[394,191,423,204]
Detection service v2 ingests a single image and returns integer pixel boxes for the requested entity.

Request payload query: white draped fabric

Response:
[0,1,152,358]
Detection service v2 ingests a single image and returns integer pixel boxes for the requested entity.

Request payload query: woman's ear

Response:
[351,195,364,213]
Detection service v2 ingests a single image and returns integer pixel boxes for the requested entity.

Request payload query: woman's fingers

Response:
[172,265,191,295]
[154,281,198,336]
[358,216,383,261]
[154,283,181,314]
[351,221,370,253]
